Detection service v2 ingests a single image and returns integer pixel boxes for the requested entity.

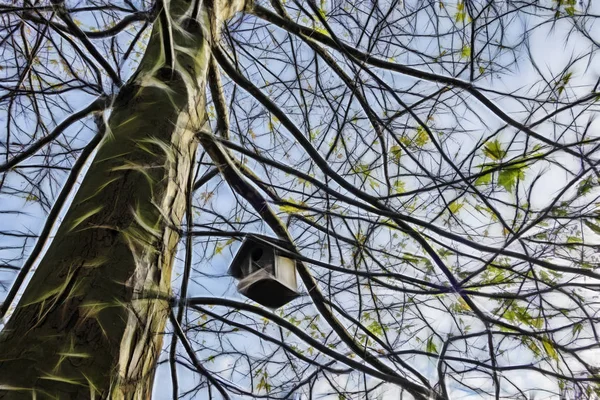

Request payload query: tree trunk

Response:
[0,1,245,398]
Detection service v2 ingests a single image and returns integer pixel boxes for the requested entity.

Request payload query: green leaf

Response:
[456,297,471,311]
[213,238,236,255]
[309,128,320,141]
[367,321,385,337]
[483,140,506,160]
[353,163,371,177]
[279,198,307,214]
[573,323,583,336]
[475,168,493,186]
[460,45,471,59]
[368,178,380,190]
[530,317,544,329]
[393,180,405,194]
[584,220,600,235]
[25,193,39,202]
[390,145,402,161]
[542,336,558,361]
[314,26,328,35]
[448,201,463,214]
[455,3,465,22]
[426,336,438,354]
[257,375,271,392]
[498,164,526,193]
[415,126,429,147]
[522,337,541,357]
[438,249,454,259]
[577,176,596,196]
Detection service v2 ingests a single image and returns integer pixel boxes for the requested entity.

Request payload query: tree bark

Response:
[0,1,246,398]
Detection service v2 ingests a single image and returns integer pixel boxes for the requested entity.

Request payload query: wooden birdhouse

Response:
[228,237,299,309]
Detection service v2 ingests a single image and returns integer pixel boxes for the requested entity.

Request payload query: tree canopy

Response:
[1,0,600,399]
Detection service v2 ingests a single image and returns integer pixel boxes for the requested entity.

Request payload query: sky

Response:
[1,0,600,399]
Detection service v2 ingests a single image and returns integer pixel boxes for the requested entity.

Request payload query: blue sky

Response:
[1,0,600,399]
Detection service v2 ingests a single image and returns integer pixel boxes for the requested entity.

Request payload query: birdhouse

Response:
[228,237,299,309]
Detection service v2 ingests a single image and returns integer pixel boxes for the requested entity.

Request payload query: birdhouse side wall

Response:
[275,255,297,290]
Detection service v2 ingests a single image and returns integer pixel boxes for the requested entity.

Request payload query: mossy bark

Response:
[0,1,246,398]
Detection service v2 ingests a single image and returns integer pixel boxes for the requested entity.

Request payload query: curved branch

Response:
[22,10,151,39]
[185,297,439,398]
[196,127,439,400]
[250,5,599,167]
[0,96,108,173]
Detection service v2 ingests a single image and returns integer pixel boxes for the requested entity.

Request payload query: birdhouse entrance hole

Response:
[251,248,263,261]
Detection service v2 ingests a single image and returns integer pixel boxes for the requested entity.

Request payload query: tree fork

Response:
[0,1,247,398]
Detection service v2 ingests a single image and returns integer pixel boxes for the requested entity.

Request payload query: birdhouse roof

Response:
[228,235,292,279]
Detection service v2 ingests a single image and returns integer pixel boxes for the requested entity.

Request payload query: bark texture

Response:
[0,1,246,398]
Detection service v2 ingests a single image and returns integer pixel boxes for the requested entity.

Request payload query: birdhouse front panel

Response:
[249,246,274,275]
